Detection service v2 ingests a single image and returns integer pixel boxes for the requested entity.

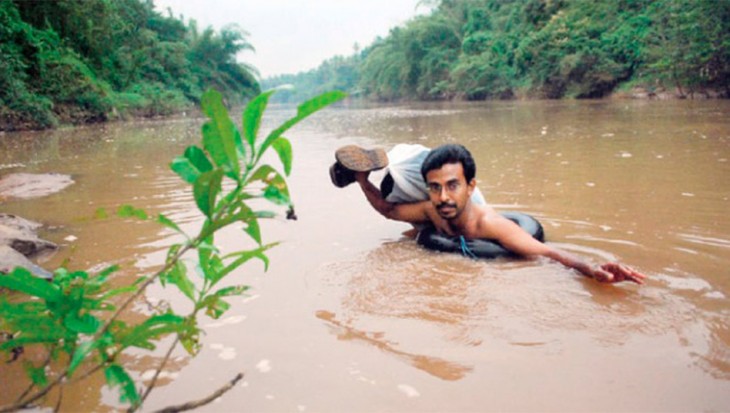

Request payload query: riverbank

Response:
[0,0,259,133]
[6,84,729,132]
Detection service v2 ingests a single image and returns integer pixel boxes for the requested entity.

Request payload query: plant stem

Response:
[130,336,181,413]
[151,373,243,413]
[53,385,63,413]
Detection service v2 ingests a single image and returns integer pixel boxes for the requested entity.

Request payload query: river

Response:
[1,99,729,412]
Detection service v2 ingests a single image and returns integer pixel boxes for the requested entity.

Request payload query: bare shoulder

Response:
[476,208,550,255]
[476,205,521,239]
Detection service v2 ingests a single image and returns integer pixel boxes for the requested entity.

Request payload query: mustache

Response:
[437,202,457,210]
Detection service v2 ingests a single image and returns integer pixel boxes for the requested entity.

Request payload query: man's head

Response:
[420,144,477,220]
[420,144,476,182]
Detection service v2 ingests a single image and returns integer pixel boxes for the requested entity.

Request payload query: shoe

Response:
[334,145,388,172]
[329,161,356,188]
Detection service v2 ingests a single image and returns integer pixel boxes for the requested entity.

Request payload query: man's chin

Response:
[437,209,457,219]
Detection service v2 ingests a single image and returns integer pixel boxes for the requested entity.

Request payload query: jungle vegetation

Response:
[264,0,730,102]
[0,0,260,131]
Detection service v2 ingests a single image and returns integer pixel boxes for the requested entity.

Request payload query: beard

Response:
[436,202,459,219]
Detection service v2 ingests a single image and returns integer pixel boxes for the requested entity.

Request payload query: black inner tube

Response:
[416,211,545,259]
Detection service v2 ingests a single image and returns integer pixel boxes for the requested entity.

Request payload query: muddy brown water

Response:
[0,100,729,412]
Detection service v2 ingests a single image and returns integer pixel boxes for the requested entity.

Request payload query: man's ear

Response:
[467,178,476,194]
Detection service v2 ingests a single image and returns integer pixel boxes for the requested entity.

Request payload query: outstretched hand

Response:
[592,263,646,284]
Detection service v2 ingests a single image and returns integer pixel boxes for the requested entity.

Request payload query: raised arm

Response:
[354,172,431,224]
[488,215,646,284]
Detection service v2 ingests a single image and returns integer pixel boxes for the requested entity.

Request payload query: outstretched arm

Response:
[489,216,646,284]
[354,172,431,224]
[542,248,646,284]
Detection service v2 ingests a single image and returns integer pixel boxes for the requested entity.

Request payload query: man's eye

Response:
[448,182,459,191]
[428,185,440,192]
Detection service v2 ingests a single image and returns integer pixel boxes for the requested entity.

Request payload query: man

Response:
[335,143,646,285]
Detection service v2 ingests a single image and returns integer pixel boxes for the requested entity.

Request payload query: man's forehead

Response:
[425,162,466,182]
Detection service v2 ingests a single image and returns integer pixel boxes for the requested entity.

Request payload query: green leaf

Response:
[271,137,293,176]
[201,295,230,319]
[193,169,224,218]
[162,261,196,301]
[53,269,87,287]
[121,313,186,350]
[199,202,258,237]
[117,205,148,220]
[201,89,241,180]
[234,128,246,162]
[23,361,48,386]
[255,210,277,219]
[170,156,199,184]
[220,242,279,277]
[0,267,61,301]
[179,320,201,356]
[171,145,215,184]
[184,145,213,173]
[157,214,186,236]
[0,299,46,316]
[246,165,290,206]
[105,364,140,405]
[64,313,100,334]
[69,339,99,375]
[263,185,290,206]
[96,264,119,280]
[297,90,348,119]
[243,90,276,150]
[85,265,118,294]
[199,251,225,287]
[244,217,261,245]
[258,91,346,160]
[213,285,250,298]
[96,285,136,302]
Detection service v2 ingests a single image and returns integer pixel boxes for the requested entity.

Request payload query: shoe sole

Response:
[335,145,388,172]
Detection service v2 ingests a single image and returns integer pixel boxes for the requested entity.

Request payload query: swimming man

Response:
[335,143,646,284]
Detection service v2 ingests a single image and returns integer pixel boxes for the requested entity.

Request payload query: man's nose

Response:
[438,187,449,202]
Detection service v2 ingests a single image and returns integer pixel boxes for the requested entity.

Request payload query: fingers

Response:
[624,272,645,285]
[598,263,647,285]
[627,267,646,284]
[614,264,646,284]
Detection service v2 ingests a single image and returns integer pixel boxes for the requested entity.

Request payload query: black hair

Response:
[420,144,476,182]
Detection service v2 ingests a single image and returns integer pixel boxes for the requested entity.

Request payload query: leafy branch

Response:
[0,88,346,412]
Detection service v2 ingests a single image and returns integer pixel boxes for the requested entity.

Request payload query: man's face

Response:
[425,162,475,220]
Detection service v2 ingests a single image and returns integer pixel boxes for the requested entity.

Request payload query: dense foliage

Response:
[0,0,260,131]
[264,0,730,101]
[0,88,345,411]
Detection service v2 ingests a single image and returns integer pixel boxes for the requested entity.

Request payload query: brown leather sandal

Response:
[335,145,388,172]
[329,145,389,188]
